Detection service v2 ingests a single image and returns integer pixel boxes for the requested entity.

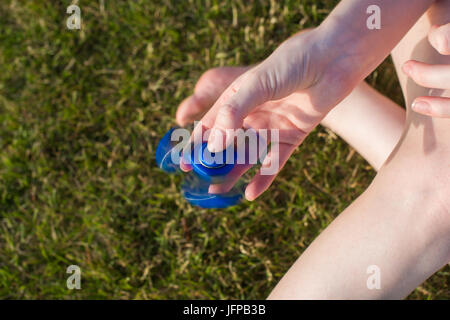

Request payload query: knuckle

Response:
[217,103,240,120]
[195,68,223,93]
[200,68,222,82]
[252,68,274,100]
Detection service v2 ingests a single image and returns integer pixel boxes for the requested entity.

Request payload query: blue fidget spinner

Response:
[155,127,245,209]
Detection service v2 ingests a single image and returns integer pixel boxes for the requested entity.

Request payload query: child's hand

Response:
[176,0,435,201]
[194,29,356,154]
[177,66,336,201]
[176,65,323,200]
[176,30,356,200]
[176,29,358,200]
[403,23,450,118]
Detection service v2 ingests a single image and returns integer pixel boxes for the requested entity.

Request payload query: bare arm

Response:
[317,0,435,86]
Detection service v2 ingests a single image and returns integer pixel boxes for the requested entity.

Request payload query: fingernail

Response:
[180,158,192,172]
[412,100,431,114]
[207,128,224,152]
[245,191,255,202]
[402,63,412,75]
[208,184,223,194]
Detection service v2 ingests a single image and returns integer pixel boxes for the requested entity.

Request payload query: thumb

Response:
[207,68,272,152]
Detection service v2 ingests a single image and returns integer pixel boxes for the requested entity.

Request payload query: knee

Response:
[378,153,450,238]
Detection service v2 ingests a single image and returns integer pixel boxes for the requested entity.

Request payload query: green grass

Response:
[0,0,448,299]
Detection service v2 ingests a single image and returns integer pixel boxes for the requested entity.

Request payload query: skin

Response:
[269,1,450,299]
[180,0,435,201]
[176,0,450,298]
[177,71,405,180]
[405,23,450,117]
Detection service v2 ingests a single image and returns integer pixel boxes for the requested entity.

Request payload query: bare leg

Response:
[321,82,405,170]
[268,1,450,299]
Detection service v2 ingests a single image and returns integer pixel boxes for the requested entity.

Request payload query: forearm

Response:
[317,0,435,85]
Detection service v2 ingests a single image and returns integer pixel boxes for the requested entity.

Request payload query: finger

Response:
[402,60,450,89]
[245,143,296,201]
[412,96,450,118]
[180,157,193,172]
[176,95,208,127]
[428,23,450,55]
[208,163,253,194]
[182,107,230,170]
[207,68,272,152]
[180,122,212,172]
[176,67,251,126]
